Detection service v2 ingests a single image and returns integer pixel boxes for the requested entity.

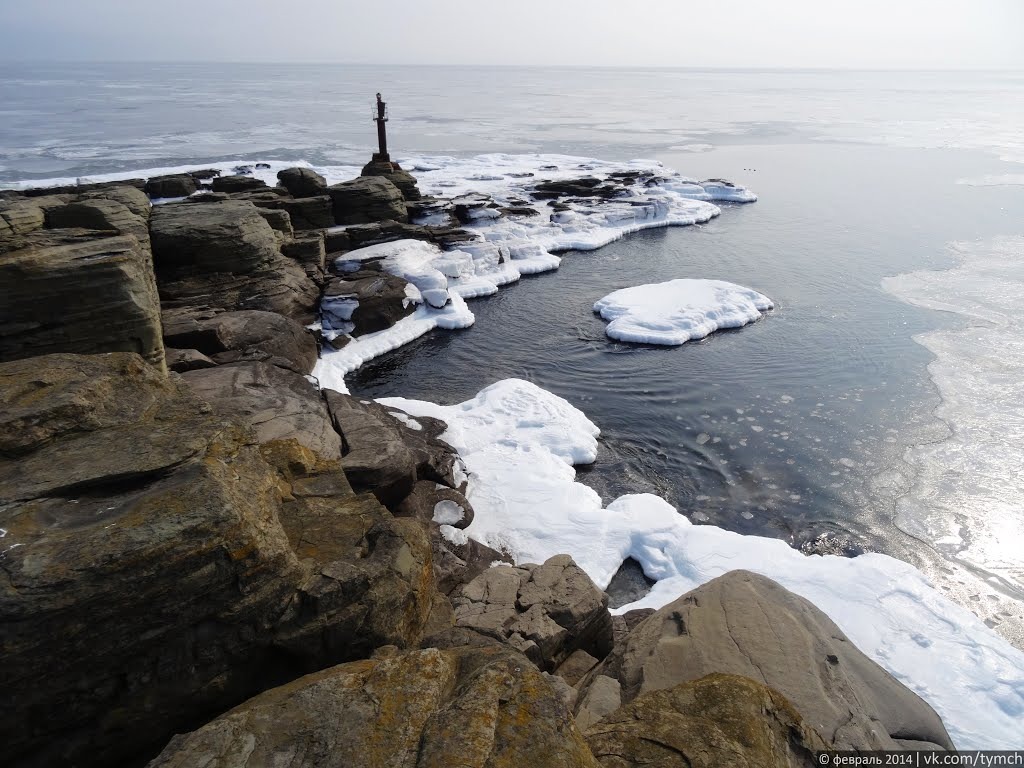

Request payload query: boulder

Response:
[339,218,476,251]
[584,673,828,768]
[282,231,326,281]
[148,646,598,768]
[322,272,416,336]
[0,352,437,768]
[182,362,341,461]
[45,198,149,246]
[0,230,165,370]
[575,570,954,751]
[78,184,152,219]
[255,207,294,237]
[361,157,422,201]
[211,174,268,193]
[0,199,45,236]
[329,176,408,225]
[144,174,197,199]
[165,347,217,372]
[324,392,466,510]
[161,308,317,374]
[149,199,279,276]
[21,178,146,197]
[150,201,320,323]
[452,556,614,672]
[277,166,328,198]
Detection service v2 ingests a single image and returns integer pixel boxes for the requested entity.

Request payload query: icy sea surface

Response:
[3,64,1024,645]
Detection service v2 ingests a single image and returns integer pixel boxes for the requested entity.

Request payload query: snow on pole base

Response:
[594,278,774,345]
[381,378,1024,751]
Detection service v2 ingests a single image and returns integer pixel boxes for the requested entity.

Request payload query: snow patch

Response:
[381,378,1024,751]
[594,279,773,345]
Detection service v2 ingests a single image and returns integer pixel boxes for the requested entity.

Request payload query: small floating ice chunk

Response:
[593,279,773,345]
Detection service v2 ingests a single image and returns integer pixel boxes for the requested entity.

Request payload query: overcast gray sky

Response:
[0,0,1021,69]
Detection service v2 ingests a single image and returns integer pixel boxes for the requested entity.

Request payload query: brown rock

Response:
[575,570,954,751]
[211,174,267,193]
[277,166,328,198]
[161,308,317,374]
[585,673,829,768]
[0,352,437,768]
[0,230,165,370]
[182,362,341,461]
[148,646,599,768]
[329,175,408,225]
[453,556,614,672]
[144,174,197,199]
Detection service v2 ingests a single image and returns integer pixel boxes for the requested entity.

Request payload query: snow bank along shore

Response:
[312,153,757,392]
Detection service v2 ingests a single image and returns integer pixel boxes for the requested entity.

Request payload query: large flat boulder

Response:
[148,646,599,768]
[182,362,341,461]
[78,184,152,219]
[149,199,279,276]
[45,198,149,245]
[575,570,953,751]
[452,556,614,672]
[329,175,408,225]
[0,352,437,768]
[0,230,165,370]
[211,174,267,193]
[161,308,317,374]
[584,673,828,768]
[151,201,320,323]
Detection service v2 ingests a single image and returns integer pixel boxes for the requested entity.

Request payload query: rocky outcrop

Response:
[211,174,267,193]
[161,308,317,374]
[277,166,328,198]
[584,673,828,768]
[182,362,341,460]
[0,199,46,236]
[255,207,294,237]
[324,391,466,510]
[0,230,165,370]
[281,231,326,282]
[150,200,319,323]
[144,174,197,199]
[150,199,280,275]
[361,158,422,201]
[149,645,598,768]
[451,556,614,673]
[45,198,149,245]
[575,570,954,751]
[329,176,408,225]
[0,352,437,768]
[78,184,152,218]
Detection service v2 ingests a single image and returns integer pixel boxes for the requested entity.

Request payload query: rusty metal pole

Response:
[374,93,389,161]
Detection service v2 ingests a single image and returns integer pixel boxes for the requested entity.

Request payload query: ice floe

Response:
[594,278,773,345]
[379,378,1024,750]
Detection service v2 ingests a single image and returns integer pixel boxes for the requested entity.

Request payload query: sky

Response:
[0,0,1021,69]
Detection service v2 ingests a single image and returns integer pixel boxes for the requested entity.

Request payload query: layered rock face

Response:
[150,200,320,323]
[329,176,409,224]
[575,570,954,751]
[149,646,599,768]
[0,229,165,370]
[0,352,437,768]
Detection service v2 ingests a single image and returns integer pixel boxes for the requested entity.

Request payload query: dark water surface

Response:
[351,141,1024,564]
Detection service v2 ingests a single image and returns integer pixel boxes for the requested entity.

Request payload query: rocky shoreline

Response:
[1,159,955,766]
